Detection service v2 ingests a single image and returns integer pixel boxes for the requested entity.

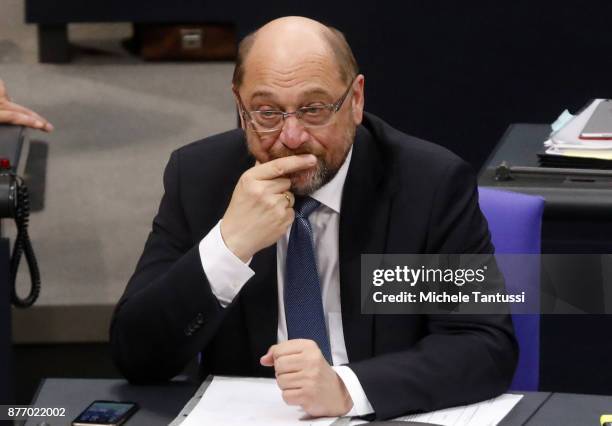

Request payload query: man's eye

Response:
[302,106,325,115]
[259,110,279,118]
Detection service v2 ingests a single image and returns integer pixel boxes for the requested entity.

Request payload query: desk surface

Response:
[481,123,550,170]
[25,378,197,426]
[478,123,612,219]
[24,378,612,426]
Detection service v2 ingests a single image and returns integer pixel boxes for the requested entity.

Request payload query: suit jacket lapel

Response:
[340,124,394,363]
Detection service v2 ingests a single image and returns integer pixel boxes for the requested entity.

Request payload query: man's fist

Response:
[220,154,316,262]
[260,339,353,417]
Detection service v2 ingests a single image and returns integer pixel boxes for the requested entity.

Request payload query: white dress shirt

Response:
[198,147,374,416]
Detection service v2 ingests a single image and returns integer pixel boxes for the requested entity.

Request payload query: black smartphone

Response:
[71,400,139,426]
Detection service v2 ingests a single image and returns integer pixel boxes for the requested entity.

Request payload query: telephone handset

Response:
[0,163,41,308]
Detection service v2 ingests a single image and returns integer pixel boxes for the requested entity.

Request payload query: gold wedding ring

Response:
[283,191,293,208]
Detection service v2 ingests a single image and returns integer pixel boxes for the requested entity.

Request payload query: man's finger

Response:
[0,110,46,130]
[0,104,53,131]
[264,339,314,362]
[260,353,274,367]
[261,177,292,194]
[4,102,53,130]
[260,346,275,366]
[276,371,303,390]
[281,389,303,406]
[4,101,43,119]
[274,353,303,375]
[251,154,316,180]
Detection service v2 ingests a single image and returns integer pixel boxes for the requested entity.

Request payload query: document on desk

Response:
[179,376,338,426]
[395,393,523,426]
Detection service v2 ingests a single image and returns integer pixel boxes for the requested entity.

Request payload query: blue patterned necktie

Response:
[284,196,333,364]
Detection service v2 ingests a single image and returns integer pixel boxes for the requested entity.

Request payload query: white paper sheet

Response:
[549,99,608,148]
[395,393,523,426]
[551,109,574,132]
[179,376,338,426]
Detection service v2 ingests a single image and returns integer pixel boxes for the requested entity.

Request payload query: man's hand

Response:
[260,339,353,417]
[220,154,316,262]
[0,79,53,132]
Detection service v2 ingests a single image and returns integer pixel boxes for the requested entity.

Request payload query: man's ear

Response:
[237,109,246,131]
[232,85,247,130]
[351,74,365,126]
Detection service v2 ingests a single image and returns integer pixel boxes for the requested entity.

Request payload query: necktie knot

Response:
[294,196,320,218]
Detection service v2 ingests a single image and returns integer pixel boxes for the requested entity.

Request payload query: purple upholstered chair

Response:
[478,187,544,391]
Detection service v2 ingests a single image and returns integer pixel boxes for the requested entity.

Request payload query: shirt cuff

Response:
[199,220,255,307]
[333,365,375,417]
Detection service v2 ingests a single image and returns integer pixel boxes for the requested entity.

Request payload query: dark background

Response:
[26,0,612,169]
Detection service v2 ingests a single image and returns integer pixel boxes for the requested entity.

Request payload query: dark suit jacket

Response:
[110,112,518,420]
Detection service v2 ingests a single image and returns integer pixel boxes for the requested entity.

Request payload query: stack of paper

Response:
[397,394,523,426]
[173,376,523,426]
[177,376,337,426]
[541,99,612,168]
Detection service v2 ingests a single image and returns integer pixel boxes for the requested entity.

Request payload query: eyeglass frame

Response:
[234,75,357,134]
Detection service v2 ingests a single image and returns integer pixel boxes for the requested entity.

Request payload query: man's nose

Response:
[279,116,309,149]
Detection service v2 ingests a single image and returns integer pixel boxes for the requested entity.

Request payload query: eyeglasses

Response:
[235,76,356,134]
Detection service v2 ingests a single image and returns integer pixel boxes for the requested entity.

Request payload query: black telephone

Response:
[0,129,41,308]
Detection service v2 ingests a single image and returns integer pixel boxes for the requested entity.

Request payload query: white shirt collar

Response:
[309,146,353,214]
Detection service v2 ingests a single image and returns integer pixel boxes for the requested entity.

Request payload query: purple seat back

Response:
[478,187,544,391]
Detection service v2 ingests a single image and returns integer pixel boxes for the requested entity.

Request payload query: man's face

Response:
[235,40,364,195]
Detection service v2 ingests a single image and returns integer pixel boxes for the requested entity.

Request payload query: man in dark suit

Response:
[111,16,517,420]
